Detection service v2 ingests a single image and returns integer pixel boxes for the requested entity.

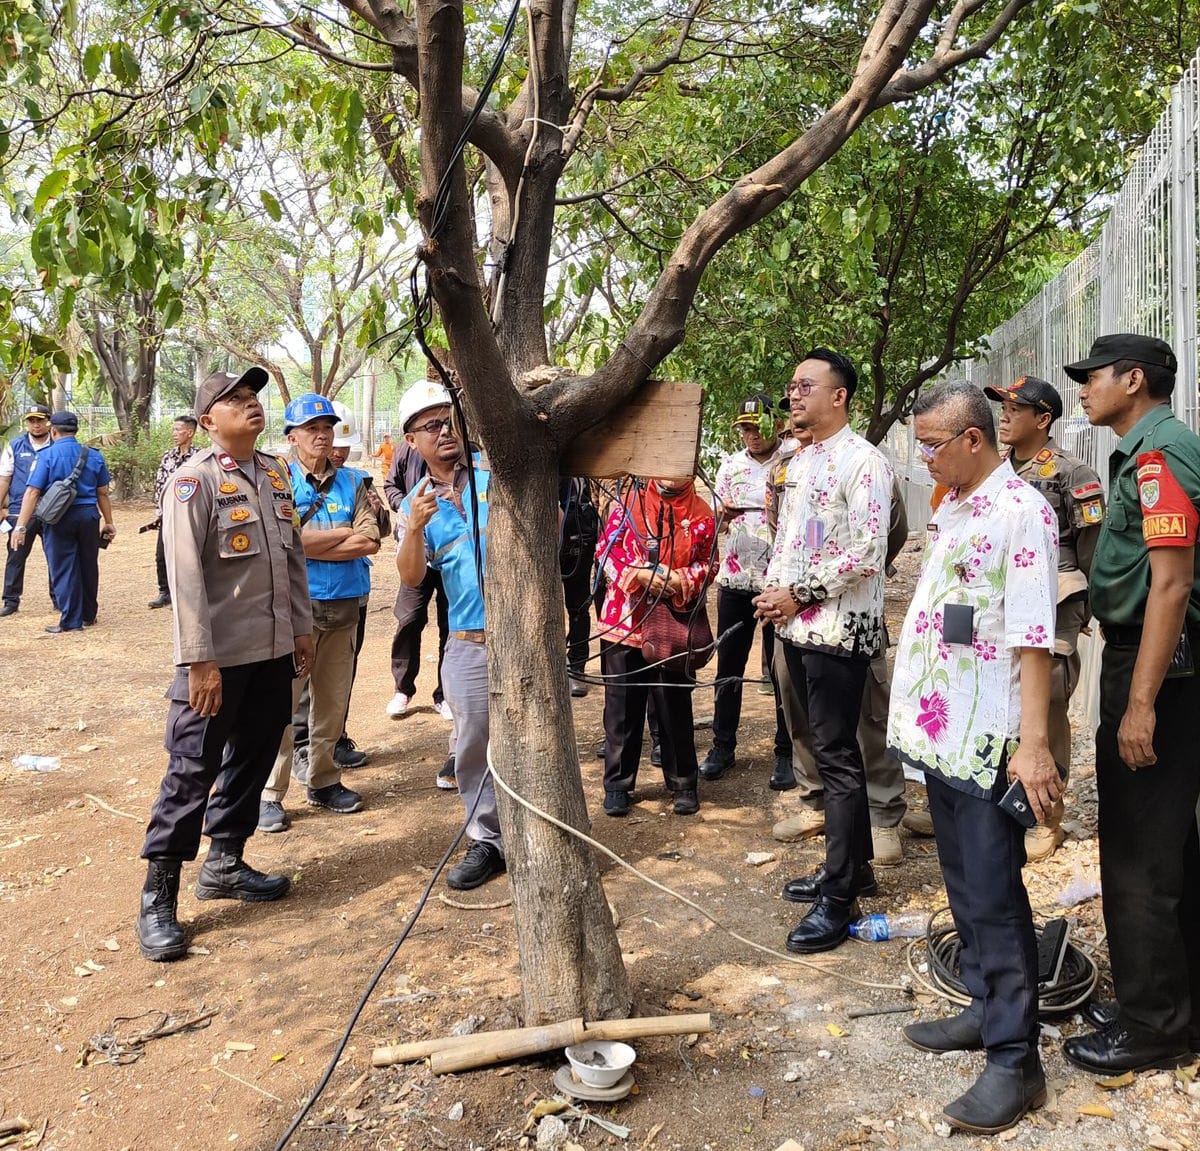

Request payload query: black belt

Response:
[1102,623,1200,647]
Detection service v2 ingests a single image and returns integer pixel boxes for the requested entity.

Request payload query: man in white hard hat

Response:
[396,382,505,889]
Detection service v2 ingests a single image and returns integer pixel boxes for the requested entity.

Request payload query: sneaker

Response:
[257,801,290,833]
[1024,823,1065,863]
[437,755,458,790]
[603,789,631,817]
[435,699,453,722]
[292,744,310,785]
[769,756,798,791]
[773,807,826,842]
[386,692,409,718]
[148,592,171,610]
[756,677,774,695]
[594,739,607,760]
[871,824,904,867]
[334,736,370,768]
[446,841,506,890]
[306,782,364,813]
[901,809,935,837]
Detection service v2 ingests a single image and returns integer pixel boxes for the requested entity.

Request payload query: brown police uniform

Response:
[141,447,312,861]
[1008,438,1105,770]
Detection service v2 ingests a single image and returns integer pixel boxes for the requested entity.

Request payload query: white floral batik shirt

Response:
[764,424,892,657]
[887,460,1059,798]
[714,446,780,593]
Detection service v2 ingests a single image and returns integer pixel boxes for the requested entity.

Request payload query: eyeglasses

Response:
[412,417,454,436]
[787,378,838,397]
[916,428,972,461]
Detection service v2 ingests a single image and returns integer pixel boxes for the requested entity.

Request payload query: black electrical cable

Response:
[272,778,490,1151]
[913,906,1098,1017]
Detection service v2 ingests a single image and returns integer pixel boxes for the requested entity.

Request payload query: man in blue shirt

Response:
[395,383,504,890]
[12,411,115,632]
[0,403,56,616]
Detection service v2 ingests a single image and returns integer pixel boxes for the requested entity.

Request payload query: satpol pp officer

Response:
[137,368,313,962]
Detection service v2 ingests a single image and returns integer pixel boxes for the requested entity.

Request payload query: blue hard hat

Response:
[284,392,338,433]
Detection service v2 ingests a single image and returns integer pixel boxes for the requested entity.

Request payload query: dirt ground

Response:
[0,501,1197,1151]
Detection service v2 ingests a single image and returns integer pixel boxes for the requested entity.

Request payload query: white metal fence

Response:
[887,50,1200,530]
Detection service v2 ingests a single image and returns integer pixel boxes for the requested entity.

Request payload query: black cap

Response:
[733,392,775,428]
[1063,334,1177,383]
[194,366,269,416]
[49,410,78,432]
[23,403,51,421]
[983,376,1063,421]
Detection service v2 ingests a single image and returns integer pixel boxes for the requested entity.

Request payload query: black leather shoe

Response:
[1063,1021,1192,1075]
[698,747,735,781]
[673,789,700,815]
[603,789,631,816]
[195,849,290,902]
[904,1010,985,1053]
[306,782,363,813]
[447,841,505,890]
[334,735,369,768]
[943,1058,1046,1134]
[0,603,17,617]
[569,677,589,698]
[769,755,797,791]
[649,741,663,767]
[594,740,606,760]
[785,896,859,954]
[782,862,878,904]
[1081,999,1118,1029]
[148,592,171,609]
[137,860,187,962]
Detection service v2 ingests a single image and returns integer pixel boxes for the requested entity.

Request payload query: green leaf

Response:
[82,43,104,82]
[33,170,70,214]
[260,189,282,221]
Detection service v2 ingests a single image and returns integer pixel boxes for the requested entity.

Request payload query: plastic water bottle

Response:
[12,754,61,772]
[848,912,927,941]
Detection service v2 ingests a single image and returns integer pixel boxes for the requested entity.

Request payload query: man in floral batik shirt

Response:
[754,348,892,956]
[888,381,1060,1136]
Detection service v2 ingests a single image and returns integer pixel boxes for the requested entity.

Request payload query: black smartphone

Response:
[943,602,974,645]
[1037,918,1071,989]
[998,761,1068,827]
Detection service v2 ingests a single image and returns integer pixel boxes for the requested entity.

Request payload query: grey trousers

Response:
[441,637,503,854]
[773,640,906,827]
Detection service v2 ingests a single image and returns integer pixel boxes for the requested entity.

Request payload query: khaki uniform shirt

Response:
[1009,438,1105,588]
[163,446,313,667]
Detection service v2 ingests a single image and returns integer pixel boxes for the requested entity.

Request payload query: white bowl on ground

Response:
[564,1040,636,1088]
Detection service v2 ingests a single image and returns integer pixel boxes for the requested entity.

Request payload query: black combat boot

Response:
[195,840,291,902]
[942,1055,1046,1134]
[137,860,187,962]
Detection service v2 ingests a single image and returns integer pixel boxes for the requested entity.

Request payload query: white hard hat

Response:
[399,381,453,432]
[330,400,361,448]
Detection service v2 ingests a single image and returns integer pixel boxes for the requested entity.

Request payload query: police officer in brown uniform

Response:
[136,368,314,962]
[983,376,1105,861]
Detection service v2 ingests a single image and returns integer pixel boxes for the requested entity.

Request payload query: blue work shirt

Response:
[27,436,111,507]
[401,455,489,632]
[4,432,53,515]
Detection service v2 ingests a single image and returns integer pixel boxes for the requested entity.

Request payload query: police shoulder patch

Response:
[217,452,238,471]
[174,477,199,503]
[1071,481,1103,499]
[1081,500,1104,524]
[1034,447,1054,464]
[1039,462,1056,478]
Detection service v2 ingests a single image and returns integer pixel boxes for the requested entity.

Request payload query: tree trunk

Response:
[362,364,377,456]
[485,438,632,1023]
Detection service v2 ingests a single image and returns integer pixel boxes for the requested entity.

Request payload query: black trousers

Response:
[154,524,169,597]
[601,640,697,793]
[928,772,1038,1067]
[711,586,789,757]
[562,543,596,675]
[391,567,448,703]
[1097,640,1200,1041]
[3,514,55,609]
[781,641,871,900]
[141,656,294,860]
[294,601,369,746]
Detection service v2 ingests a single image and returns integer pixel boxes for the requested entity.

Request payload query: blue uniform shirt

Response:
[27,437,111,506]
[4,432,54,515]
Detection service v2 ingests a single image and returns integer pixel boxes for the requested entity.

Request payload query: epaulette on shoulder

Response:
[1034,447,1054,464]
